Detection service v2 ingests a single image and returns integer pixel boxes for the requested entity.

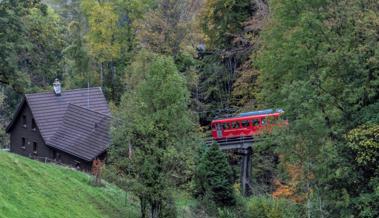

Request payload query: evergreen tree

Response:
[194,143,236,208]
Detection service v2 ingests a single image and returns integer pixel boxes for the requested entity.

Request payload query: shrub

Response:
[245,196,302,218]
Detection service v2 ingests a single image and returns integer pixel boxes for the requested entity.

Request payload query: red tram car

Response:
[211,109,286,140]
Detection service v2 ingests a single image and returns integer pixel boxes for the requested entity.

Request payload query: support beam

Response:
[240,148,252,196]
[206,137,255,196]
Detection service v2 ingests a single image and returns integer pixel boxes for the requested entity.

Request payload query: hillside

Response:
[0,151,139,218]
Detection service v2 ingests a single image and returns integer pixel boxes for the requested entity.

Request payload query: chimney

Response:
[53,79,61,96]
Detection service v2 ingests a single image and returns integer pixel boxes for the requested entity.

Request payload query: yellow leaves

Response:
[134,0,198,56]
[81,0,121,62]
[346,124,379,166]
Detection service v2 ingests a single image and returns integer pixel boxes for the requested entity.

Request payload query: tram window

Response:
[211,124,216,130]
[223,123,231,129]
[262,118,267,126]
[241,120,250,127]
[252,119,260,126]
[216,124,222,130]
[232,122,240,129]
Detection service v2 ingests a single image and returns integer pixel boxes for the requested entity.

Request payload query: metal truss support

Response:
[206,136,255,196]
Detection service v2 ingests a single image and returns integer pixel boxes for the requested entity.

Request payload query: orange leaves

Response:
[272,164,306,203]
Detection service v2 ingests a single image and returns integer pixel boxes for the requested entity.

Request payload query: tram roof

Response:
[211,112,281,123]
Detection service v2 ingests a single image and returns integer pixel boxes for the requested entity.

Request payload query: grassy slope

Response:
[0,151,139,218]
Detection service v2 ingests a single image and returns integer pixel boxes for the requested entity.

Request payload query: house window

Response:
[21,137,26,149]
[22,115,27,128]
[52,150,57,159]
[56,152,61,162]
[33,142,37,154]
[32,119,36,131]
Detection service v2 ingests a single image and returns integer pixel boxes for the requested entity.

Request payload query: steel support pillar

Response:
[240,147,252,196]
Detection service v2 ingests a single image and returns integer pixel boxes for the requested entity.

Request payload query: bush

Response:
[245,196,302,218]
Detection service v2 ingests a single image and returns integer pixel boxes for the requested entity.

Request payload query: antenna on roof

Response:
[87,72,89,109]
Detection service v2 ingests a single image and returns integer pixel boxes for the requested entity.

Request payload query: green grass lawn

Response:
[0,151,139,218]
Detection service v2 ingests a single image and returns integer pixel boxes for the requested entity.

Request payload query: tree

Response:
[196,0,268,125]
[78,0,155,102]
[22,7,66,87]
[0,89,8,148]
[0,0,50,93]
[0,0,66,125]
[200,0,251,49]
[109,52,197,218]
[256,0,379,216]
[194,143,236,209]
[136,0,201,56]
[80,0,121,98]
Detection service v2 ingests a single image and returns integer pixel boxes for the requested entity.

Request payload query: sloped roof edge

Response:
[6,97,26,133]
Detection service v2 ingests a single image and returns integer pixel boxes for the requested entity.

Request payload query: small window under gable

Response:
[22,115,27,128]
[33,142,37,154]
[21,137,26,149]
[32,119,36,131]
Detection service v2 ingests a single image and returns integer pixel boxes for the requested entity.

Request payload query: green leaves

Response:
[109,51,197,216]
[256,0,379,216]
[200,0,251,49]
[0,0,59,93]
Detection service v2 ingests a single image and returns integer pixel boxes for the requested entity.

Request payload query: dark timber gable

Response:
[6,87,111,171]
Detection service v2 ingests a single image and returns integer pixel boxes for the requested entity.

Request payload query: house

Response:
[6,80,111,171]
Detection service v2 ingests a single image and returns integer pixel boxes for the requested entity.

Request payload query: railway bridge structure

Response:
[206,136,256,196]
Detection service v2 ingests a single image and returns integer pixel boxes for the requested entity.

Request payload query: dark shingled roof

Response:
[7,87,111,161]
[48,104,111,161]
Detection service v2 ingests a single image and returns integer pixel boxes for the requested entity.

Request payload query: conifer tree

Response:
[194,143,236,208]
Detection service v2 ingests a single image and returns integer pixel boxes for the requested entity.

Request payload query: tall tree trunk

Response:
[151,200,160,218]
[140,196,147,218]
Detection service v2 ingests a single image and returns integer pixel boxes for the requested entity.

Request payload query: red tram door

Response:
[216,123,223,138]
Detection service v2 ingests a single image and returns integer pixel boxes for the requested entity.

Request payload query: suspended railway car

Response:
[211,109,286,140]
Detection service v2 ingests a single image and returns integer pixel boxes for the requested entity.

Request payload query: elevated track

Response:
[205,136,256,150]
[205,135,264,196]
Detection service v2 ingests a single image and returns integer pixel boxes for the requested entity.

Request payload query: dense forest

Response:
[0,0,378,217]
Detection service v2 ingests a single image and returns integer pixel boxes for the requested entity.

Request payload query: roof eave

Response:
[46,143,93,162]
[46,142,110,162]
